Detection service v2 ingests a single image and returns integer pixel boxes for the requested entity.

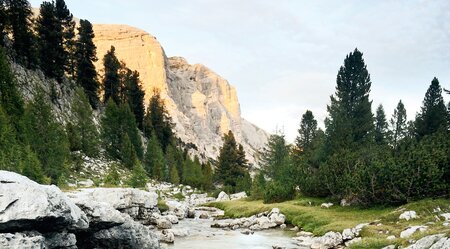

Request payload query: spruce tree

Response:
[67,87,99,157]
[415,77,448,138]
[102,46,121,104]
[326,48,374,152]
[143,132,165,180]
[0,106,21,172]
[75,19,99,108]
[36,1,65,82]
[20,145,46,184]
[129,161,148,188]
[295,110,317,152]
[201,162,213,190]
[0,46,24,128]
[5,0,37,68]
[120,133,137,169]
[22,90,69,184]
[374,104,388,145]
[390,100,408,148]
[55,0,76,77]
[121,68,145,129]
[143,89,174,152]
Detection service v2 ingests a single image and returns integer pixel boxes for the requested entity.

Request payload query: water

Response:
[163,217,297,249]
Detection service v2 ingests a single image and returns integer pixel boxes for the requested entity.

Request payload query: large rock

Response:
[430,237,450,249]
[78,213,159,249]
[68,188,158,222]
[0,232,45,249]
[311,231,343,249]
[399,211,418,221]
[268,208,286,225]
[165,200,189,219]
[44,231,77,249]
[91,24,269,166]
[404,234,445,249]
[73,199,125,231]
[0,171,88,233]
[400,226,428,238]
[216,191,230,202]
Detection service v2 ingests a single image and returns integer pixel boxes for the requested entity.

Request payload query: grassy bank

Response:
[206,198,450,248]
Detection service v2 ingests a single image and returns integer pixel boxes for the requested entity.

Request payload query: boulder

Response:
[78,179,94,188]
[311,231,343,249]
[163,215,178,224]
[0,171,88,233]
[441,213,450,221]
[268,208,285,225]
[168,228,190,237]
[165,200,188,219]
[345,237,362,247]
[44,231,77,249]
[0,232,45,249]
[156,218,172,229]
[159,230,174,243]
[399,211,418,221]
[199,212,209,219]
[73,199,125,231]
[216,191,230,202]
[230,192,247,200]
[78,213,159,249]
[320,203,333,208]
[404,234,445,249]
[342,223,368,241]
[430,237,450,249]
[293,236,314,248]
[400,226,428,238]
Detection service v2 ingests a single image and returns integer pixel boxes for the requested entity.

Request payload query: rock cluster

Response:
[0,171,160,249]
[211,208,286,231]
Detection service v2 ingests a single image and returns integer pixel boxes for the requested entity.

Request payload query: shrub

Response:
[263,181,294,203]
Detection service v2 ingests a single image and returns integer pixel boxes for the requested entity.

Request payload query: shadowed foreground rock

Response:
[0,171,160,249]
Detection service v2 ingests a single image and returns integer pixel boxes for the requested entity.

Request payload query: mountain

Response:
[91,24,269,166]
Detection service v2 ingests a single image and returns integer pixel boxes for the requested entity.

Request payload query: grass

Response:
[206,197,450,248]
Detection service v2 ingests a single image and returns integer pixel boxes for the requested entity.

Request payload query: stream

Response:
[162,216,298,249]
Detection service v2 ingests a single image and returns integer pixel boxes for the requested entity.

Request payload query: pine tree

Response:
[295,110,317,152]
[36,1,65,82]
[104,163,121,186]
[325,48,374,152]
[22,90,69,184]
[55,0,76,77]
[374,104,388,145]
[121,68,145,129]
[143,89,174,152]
[0,0,7,46]
[75,19,99,109]
[102,46,121,104]
[390,100,408,148]
[0,46,24,128]
[5,0,37,68]
[165,144,181,184]
[66,87,99,157]
[129,161,148,188]
[201,162,213,190]
[415,77,448,138]
[215,131,248,190]
[20,145,46,184]
[143,132,165,180]
[0,106,21,172]
[120,133,137,169]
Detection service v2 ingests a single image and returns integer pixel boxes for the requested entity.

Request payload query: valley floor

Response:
[207,198,450,249]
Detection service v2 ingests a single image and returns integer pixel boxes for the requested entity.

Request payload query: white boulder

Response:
[216,191,230,202]
[405,234,445,249]
[230,192,247,200]
[321,203,334,208]
[400,226,428,238]
[399,211,418,221]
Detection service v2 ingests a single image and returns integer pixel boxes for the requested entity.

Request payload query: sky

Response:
[30,0,450,142]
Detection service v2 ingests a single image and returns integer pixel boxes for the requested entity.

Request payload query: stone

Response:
[293,236,315,248]
[340,199,350,207]
[441,213,450,221]
[165,200,189,219]
[230,192,248,200]
[268,211,285,225]
[290,226,300,232]
[321,203,334,208]
[297,231,314,237]
[387,235,396,240]
[78,179,94,188]
[404,234,445,249]
[164,215,179,224]
[168,228,190,237]
[0,232,45,249]
[73,199,125,231]
[199,212,209,219]
[400,226,428,238]
[311,231,343,249]
[156,218,172,229]
[430,237,450,249]
[280,224,287,229]
[78,213,160,249]
[216,191,230,202]
[159,230,174,244]
[44,231,77,249]
[345,237,362,247]
[0,170,89,233]
[399,211,418,221]
[187,209,196,219]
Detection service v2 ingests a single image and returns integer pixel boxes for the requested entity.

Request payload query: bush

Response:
[128,161,148,188]
[263,181,294,203]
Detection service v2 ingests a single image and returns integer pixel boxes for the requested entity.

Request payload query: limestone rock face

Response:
[92,24,269,166]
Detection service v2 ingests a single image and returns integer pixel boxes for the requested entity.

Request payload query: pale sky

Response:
[30,0,450,142]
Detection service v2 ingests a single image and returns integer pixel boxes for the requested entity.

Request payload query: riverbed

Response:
[162,216,298,249]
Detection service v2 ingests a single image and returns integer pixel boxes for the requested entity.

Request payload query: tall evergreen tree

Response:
[54,0,76,77]
[0,106,21,172]
[415,77,448,138]
[22,90,69,184]
[36,1,65,82]
[295,110,317,152]
[0,46,24,128]
[75,19,99,108]
[66,87,99,157]
[143,132,165,180]
[0,0,7,46]
[143,89,174,151]
[325,48,374,152]
[390,100,408,148]
[374,104,388,145]
[121,68,145,129]
[5,0,37,68]
[102,46,121,104]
